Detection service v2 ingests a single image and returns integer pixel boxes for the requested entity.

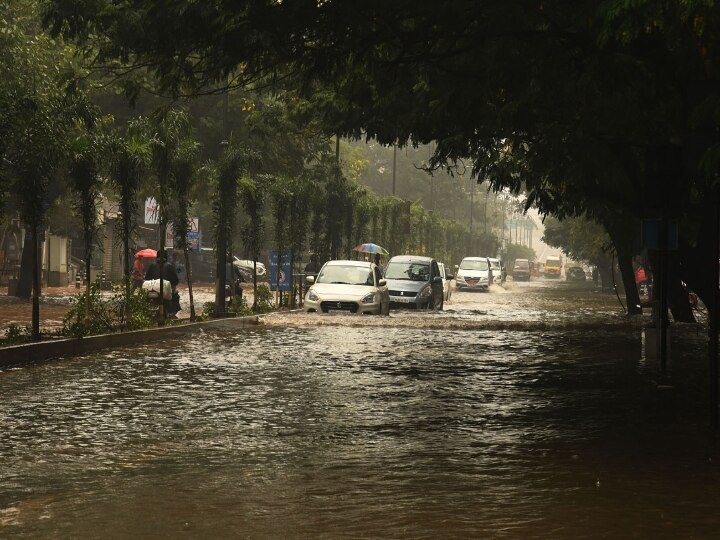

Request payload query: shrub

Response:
[62,279,155,338]
[253,284,274,313]
[1,324,32,346]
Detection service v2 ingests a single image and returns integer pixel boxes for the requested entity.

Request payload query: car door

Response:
[430,260,443,303]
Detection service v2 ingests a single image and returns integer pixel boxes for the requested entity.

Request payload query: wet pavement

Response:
[1,278,717,538]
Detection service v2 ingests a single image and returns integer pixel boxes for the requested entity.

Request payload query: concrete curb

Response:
[0,315,261,369]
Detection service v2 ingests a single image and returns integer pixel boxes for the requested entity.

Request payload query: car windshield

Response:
[316,265,374,286]
[459,259,488,271]
[384,262,430,281]
[514,260,529,269]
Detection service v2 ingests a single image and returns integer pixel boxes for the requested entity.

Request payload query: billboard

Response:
[145,197,160,224]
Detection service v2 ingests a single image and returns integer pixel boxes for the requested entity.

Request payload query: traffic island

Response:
[0,315,261,369]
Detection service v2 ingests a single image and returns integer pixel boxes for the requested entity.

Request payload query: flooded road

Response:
[1,279,718,538]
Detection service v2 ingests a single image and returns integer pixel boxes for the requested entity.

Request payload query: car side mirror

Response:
[433,276,443,284]
[454,265,459,270]
[306,275,315,284]
[378,279,387,287]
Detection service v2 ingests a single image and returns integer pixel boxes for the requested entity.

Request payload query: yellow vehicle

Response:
[545,256,562,278]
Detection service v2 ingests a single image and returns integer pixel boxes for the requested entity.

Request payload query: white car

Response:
[455,256,491,291]
[305,260,390,315]
[438,262,453,302]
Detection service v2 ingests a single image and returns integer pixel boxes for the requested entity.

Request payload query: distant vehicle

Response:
[304,260,389,315]
[438,262,454,302]
[545,255,562,278]
[512,258,531,281]
[233,257,267,282]
[566,266,587,282]
[455,256,491,291]
[487,257,504,284]
[384,255,444,309]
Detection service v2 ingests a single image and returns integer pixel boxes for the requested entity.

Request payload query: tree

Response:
[67,111,107,330]
[542,215,614,290]
[169,136,201,321]
[238,175,266,310]
[2,0,86,339]
[44,0,720,316]
[108,118,152,317]
[147,108,193,322]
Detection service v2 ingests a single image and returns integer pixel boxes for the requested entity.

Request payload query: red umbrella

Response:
[134,248,157,259]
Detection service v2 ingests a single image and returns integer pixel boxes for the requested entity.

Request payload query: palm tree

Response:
[108,119,151,325]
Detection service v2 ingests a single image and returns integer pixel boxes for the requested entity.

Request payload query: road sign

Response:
[145,197,159,224]
[269,249,292,291]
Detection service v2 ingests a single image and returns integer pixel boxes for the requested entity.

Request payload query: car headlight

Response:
[418,286,431,297]
[360,292,377,304]
[307,289,319,302]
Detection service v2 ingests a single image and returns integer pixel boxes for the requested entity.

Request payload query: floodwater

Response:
[1,278,718,538]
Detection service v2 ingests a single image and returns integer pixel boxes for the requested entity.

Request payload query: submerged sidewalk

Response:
[0,282,254,337]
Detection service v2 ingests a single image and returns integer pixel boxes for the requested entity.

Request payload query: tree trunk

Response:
[184,245,196,321]
[15,231,33,298]
[85,246,92,329]
[667,254,696,323]
[617,248,642,315]
[31,224,40,341]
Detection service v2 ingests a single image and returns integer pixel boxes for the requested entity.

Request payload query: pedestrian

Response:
[305,254,320,274]
[131,257,146,288]
[374,253,384,277]
[145,256,181,318]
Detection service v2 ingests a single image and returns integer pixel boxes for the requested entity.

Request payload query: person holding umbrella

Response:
[352,243,388,277]
[374,253,384,277]
[144,253,181,318]
[132,248,157,288]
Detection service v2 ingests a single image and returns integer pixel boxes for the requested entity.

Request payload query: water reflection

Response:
[1,280,718,538]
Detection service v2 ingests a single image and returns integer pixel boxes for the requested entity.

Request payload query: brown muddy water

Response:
[1,279,718,538]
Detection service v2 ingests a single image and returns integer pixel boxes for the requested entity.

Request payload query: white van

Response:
[455,257,491,291]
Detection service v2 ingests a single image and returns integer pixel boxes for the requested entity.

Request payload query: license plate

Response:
[467,280,478,285]
[392,296,413,303]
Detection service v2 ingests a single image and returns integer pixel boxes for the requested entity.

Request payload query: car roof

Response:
[323,259,372,268]
[388,255,433,263]
[461,256,489,261]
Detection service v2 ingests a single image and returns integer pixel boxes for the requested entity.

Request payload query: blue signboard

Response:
[269,249,293,291]
[642,219,678,250]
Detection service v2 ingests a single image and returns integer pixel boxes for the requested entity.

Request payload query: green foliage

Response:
[202,301,216,318]
[0,324,33,346]
[253,284,274,313]
[505,243,537,266]
[231,295,252,316]
[108,118,152,278]
[61,280,155,338]
[542,215,613,265]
